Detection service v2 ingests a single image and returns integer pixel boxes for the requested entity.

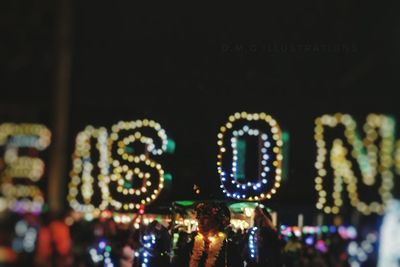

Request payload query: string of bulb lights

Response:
[0,123,51,213]
[314,113,396,215]
[217,112,283,201]
[1,113,399,221]
[68,126,110,214]
[66,119,170,219]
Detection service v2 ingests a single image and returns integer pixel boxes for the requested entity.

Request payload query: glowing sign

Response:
[217,112,283,201]
[68,119,172,214]
[314,113,396,215]
[67,126,110,213]
[0,123,51,213]
[108,120,169,212]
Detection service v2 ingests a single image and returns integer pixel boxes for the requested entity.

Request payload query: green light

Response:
[282,131,290,143]
[322,226,329,233]
[105,245,111,252]
[166,138,176,154]
[175,200,195,206]
[164,173,172,182]
[163,173,173,193]
[42,203,49,213]
[282,131,290,181]
[125,146,135,154]
[235,138,246,182]
[229,202,257,213]
[124,181,132,189]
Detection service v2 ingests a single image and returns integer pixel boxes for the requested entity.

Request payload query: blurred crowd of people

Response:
[0,203,374,267]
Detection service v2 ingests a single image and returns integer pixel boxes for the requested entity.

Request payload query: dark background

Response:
[1,1,400,224]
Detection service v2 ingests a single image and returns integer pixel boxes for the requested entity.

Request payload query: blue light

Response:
[248,227,258,261]
[141,234,156,267]
[99,241,106,249]
[305,236,314,245]
[90,240,114,266]
[219,122,279,201]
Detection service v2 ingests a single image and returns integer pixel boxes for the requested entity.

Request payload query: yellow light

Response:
[0,123,51,213]
[217,112,284,201]
[107,120,169,214]
[314,113,396,215]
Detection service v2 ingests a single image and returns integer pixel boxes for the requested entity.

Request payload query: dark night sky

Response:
[1,1,400,222]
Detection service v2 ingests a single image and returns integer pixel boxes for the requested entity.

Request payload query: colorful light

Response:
[280,225,357,240]
[315,240,328,253]
[314,113,396,215]
[217,112,284,201]
[0,123,51,213]
[89,239,114,267]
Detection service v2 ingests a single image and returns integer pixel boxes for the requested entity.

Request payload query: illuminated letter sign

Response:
[217,112,284,201]
[68,126,110,213]
[68,119,172,214]
[108,120,169,212]
[314,113,396,215]
[0,123,51,213]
